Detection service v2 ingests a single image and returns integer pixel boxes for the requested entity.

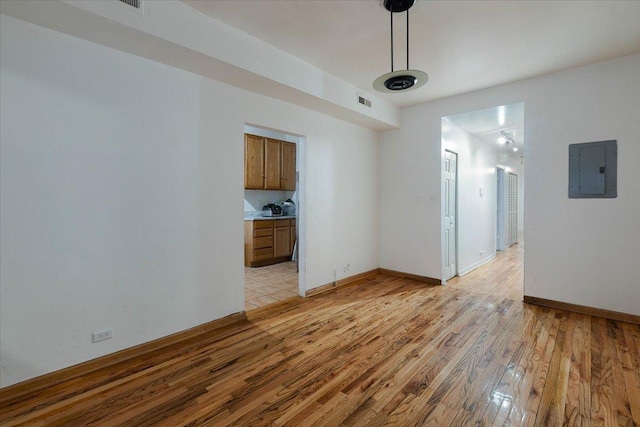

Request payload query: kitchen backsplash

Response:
[244,189,295,212]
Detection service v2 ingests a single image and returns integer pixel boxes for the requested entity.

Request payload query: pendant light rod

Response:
[406,8,409,70]
[389,6,411,72]
[390,10,394,72]
[373,0,428,93]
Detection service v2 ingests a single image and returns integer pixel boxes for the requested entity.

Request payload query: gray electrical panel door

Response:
[569,140,617,198]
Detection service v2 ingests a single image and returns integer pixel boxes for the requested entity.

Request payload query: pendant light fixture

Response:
[373,0,428,93]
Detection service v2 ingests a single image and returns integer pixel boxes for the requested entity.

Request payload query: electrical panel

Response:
[569,140,617,198]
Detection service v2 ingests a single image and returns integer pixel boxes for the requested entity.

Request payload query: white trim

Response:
[458,253,497,277]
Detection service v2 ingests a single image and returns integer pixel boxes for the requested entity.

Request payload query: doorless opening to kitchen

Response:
[242,124,305,311]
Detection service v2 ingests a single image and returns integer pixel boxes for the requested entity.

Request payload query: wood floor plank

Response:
[607,320,635,426]
[591,317,619,427]
[2,245,639,426]
[564,313,591,426]
[536,310,573,426]
[621,323,640,425]
[477,305,556,426]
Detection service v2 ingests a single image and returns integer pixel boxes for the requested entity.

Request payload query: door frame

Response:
[496,166,506,251]
[243,124,306,297]
[441,149,459,283]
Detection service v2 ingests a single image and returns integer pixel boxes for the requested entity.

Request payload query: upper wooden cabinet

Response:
[281,142,296,191]
[264,139,282,190]
[244,134,296,191]
[245,134,265,189]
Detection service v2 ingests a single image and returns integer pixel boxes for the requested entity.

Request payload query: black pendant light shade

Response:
[373,0,427,93]
[383,0,415,13]
[373,70,427,92]
[385,74,417,90]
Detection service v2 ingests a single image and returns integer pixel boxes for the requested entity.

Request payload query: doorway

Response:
[443,150,458,280]
[441,103,524,293]
[243,124,304,311]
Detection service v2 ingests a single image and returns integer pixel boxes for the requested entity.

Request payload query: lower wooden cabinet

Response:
[245,218,296,267]
[274,223,290,258]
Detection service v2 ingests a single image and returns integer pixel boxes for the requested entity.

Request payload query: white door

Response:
[444,151,457,280]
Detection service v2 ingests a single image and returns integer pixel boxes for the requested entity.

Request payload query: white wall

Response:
[0,0,400,130]
[0,15,379,387]
[380,53,640,316]
[442,122,499,275]
[378,103,442,279]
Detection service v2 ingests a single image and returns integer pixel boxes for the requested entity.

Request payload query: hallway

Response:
[447,243,524,302]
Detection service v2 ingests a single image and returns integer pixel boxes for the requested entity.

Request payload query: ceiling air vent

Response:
[358,95,372,108]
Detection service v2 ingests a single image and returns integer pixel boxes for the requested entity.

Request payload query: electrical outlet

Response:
[92,329,112,343]
[343,264,350,273]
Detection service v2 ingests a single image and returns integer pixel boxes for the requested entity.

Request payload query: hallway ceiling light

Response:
[498,130,515,146]
[373,0,428,93]
[513,147,518,152]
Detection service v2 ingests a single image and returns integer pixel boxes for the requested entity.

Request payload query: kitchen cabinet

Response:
[264,139,282,190]
[244,218,296,267]
[274,220,291,258]
[244,134,265,189]
[244,134,296,191]
[281,142,296,191]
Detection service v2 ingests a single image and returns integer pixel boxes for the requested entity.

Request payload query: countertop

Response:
[244,214,296,221]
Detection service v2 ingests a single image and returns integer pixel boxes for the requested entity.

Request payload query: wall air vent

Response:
[111,0,143,14]
[358,95,372,108]
[118,0,141,9]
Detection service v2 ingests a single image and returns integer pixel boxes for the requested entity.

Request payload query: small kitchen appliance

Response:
[262,204,283,217]
[278,199,296,216]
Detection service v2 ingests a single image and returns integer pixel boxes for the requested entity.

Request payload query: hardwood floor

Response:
[1,245,639,426]
[447,243,524,302]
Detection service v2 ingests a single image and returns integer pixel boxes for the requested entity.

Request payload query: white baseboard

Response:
[458,253,496,277]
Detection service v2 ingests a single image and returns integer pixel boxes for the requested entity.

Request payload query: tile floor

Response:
[244,261,299,311]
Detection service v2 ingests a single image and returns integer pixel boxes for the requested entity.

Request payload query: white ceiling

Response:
[444,103,524,160]
[184,0,640,108]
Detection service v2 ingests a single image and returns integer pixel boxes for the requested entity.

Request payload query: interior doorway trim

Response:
[496,166,506,251]
[243,124,306,297]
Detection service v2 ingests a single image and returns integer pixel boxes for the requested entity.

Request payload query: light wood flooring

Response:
[245,261,299,311]
[2,245,639,426]
[448,243,524,302]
